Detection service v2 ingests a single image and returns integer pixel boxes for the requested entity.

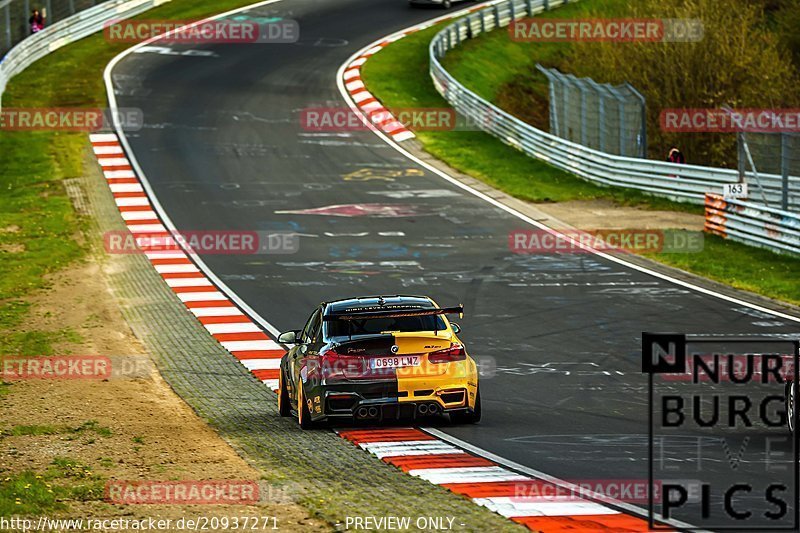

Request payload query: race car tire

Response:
[278,369,291,417]
[297,385,315,429]
[451,388,481,424]
[787,380,795,433]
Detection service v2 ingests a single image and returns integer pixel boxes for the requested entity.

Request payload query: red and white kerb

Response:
[338,428,664,532]
[90,132,284,391]
[342,4,486,143]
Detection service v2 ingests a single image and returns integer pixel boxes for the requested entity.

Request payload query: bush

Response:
[561,0,799,166]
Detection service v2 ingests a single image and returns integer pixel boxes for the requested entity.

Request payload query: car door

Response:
[290,307,322,402]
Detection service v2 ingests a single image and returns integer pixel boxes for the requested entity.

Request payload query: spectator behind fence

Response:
[667,146,685,165]
[29,8,45,34]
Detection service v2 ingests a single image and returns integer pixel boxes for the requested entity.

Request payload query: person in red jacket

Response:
[29,9,45,34]
[667,146,685,164]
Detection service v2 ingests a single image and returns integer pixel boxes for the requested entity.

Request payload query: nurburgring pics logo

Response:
[643,333,798,530]
[510,18,704,42]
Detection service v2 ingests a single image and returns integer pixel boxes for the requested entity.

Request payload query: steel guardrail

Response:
[705,194,800,255]
[0,0,171,107]
[428,0,799,254]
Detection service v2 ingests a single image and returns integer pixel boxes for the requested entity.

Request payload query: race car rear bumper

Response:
[315,379,470,421]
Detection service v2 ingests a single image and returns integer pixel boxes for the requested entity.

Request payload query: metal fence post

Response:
[580,84,588,146]
[493,5,500,27]
[737,132,746,182]
[480,10,486,33]
[525,0,533,16]
[4,4,11,51]
[614,91,626,157]
[543,0,549,10]
[598,93,606,153]
[45,0,52,25]
[509,1,515,21]
[24,0,30,36]
[781,133,789,210]
[626,83,647,158]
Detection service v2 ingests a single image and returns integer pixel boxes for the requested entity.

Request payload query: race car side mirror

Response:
[450,322,461,334]
[278,330,298,344]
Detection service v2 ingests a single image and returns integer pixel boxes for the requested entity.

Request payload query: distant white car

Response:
[409,0,471,8]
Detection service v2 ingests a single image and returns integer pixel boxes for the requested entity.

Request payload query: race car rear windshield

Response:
[326,314,447,337]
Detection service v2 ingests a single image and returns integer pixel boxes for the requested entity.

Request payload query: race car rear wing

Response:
[323,305,464,322]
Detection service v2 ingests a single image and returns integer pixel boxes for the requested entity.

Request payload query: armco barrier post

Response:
[525,0,533,16]
[493,4,500,27]
[508,0,515,20]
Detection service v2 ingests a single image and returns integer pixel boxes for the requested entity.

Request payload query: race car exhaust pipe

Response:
[417,404,429,415]
[356,407,369,419]
[427,403,440,415]
[367,407,379,418]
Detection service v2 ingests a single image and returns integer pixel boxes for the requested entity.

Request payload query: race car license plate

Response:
[371,355,420,369]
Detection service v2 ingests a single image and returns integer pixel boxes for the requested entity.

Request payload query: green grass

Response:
[0,458,104,515]
[1,420,113,438]
[360,17,800,306]
[441,0,627,105]
[0,0,277,355]
[3,425,62,437]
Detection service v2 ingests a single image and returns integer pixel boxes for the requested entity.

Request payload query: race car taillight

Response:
[320,348,369,381]
[428,343,466,364]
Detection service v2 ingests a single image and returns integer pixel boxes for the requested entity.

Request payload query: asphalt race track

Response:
[110,0,800,528]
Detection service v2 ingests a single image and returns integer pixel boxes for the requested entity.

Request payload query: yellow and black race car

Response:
[277,295,481,429]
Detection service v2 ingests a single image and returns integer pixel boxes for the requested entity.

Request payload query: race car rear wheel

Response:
[451,388,481,424]
[297,385,315,429]
[787,380,795,433]
[278,369,291,417]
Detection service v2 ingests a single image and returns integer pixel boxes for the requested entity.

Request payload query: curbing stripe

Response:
[90,132,286,392]
[336,6,489,143]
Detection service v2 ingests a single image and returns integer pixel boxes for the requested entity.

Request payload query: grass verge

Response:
[0,0,275,355]
[360,19,800,306]
[0,458,104,515]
